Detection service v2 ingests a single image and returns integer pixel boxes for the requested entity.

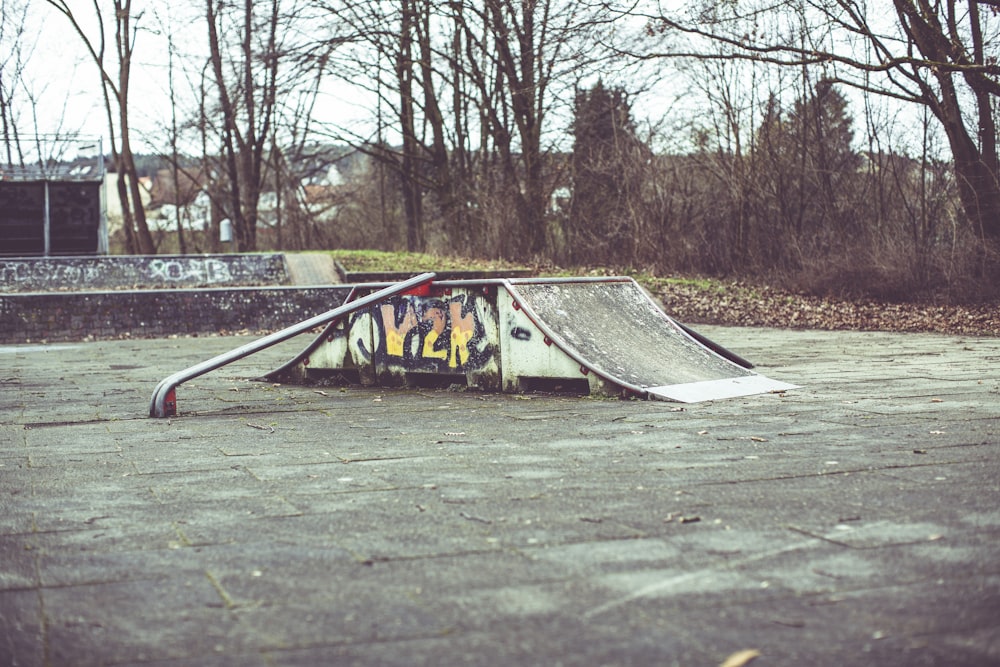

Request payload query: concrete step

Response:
[284,253,340,286]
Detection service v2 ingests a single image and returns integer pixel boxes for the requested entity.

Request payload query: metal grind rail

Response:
[148,272,435,418]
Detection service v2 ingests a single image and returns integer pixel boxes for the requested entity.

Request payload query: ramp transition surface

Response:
[506,279,797,402]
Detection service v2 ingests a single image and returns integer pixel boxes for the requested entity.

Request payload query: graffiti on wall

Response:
[147,258,233,283]
[0,255,283,292]
[0,260,102,286]
[365,293,495,373]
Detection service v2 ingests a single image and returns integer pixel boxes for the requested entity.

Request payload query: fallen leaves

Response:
[719,649,761,667]
[657,281,1000,336]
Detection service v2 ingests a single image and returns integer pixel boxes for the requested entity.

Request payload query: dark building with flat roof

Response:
[0,137,107,256]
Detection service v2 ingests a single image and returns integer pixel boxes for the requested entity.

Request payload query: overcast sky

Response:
[16,3,174,150]
[20,5,387,157]
[10,0,938,163]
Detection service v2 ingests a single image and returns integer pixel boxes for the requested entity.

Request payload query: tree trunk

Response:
[120,132,154,254]
[114,168,138,253]
[116,1,154,254]
[486,0,548,259]
[397,0,423,252]
[894,0,1000,242]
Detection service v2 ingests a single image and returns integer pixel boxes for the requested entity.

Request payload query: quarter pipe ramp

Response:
[503,278,796,402]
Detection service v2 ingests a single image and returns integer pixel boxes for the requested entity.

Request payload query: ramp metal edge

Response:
[672,320,754,369]
[148,272,435,418]
[647,376,800,403]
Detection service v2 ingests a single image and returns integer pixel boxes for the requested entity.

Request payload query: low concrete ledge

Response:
[0,253,290,292]
[333,260,533,283]
[0,286,352,344]
[0,255,538,344]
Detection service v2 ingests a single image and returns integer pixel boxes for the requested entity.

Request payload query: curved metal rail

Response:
[149,272,435,417]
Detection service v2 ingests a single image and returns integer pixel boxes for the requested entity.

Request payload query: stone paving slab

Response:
[1,327,998,666]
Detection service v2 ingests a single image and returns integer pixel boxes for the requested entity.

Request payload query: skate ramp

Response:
[504,278,797,402]
[264,276,796,404]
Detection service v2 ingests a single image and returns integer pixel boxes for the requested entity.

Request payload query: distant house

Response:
[147,167,206,209]
[103,173,152,235]
[0,138,107,256]
[145,167,210,232]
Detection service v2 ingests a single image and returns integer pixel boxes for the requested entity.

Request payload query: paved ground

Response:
[1,326,998,666]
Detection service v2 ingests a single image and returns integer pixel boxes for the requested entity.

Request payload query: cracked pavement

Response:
[1,326,998,666]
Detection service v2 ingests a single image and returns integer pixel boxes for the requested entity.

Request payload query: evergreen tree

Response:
[566,80,647,264]
[791,79,860,226]
[751,79,861,267]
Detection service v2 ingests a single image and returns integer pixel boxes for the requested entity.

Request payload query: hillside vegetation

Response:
[330,250,1000,337]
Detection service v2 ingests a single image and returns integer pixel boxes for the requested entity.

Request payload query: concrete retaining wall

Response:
[0,254,289,292]
[0,286,352,344]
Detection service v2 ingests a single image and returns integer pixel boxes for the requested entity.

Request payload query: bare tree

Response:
[0,0,32,164]
[308,0,458,253]
[44,0,155,254]
[630,0,1000,247]
[203,0,283,252]
[457,0,561,259]
[164,21,187,254]
[396,0,425,251]
[307,0,623,260]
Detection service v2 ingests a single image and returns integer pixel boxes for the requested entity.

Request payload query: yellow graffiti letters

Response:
[448,302,475,368]
[381,303,418,357]
[420,307,449,360]
[422,328,449,361]
[380,297,479,368]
